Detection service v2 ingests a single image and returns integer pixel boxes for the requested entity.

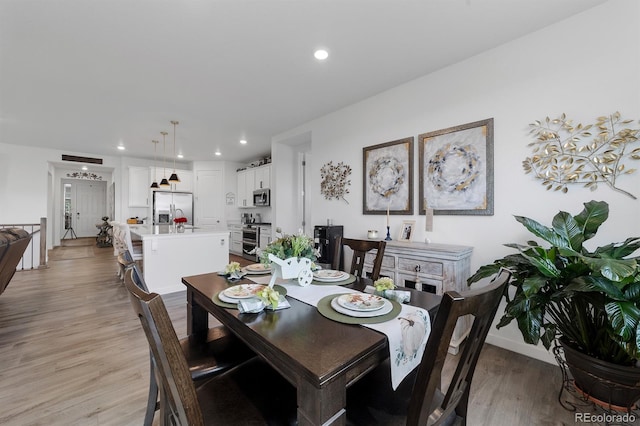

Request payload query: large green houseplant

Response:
[468,200,640,407]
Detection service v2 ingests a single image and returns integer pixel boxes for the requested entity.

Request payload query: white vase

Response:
[267,254,313,287]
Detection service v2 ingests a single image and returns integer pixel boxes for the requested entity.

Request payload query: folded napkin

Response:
[237,295,290,313]
[216,271,245,281]
[364,286,411,304]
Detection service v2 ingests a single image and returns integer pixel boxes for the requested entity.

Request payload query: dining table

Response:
[182,271,441,426]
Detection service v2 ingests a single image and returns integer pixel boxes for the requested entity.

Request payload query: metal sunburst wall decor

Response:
[523,112,640,199]
[320,161,352,203]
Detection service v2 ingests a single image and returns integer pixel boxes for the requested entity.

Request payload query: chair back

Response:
[123,268,204,425]
[111,222,127,254]
[407,269,511,426]
[333,237,386,280]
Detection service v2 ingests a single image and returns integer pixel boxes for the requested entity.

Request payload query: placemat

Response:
[212,285,287,310]
[316,294,401,324]
[311,274,356,286]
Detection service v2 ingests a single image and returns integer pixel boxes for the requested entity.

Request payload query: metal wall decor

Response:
[363,137,413,215]
[320,161,352,203]
[523,112,640,199]
[65,172,103,180]
[419,119,494,216]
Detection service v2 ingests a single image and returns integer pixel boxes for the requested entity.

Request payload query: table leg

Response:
[297,376,347,426]
[186,289,208,339]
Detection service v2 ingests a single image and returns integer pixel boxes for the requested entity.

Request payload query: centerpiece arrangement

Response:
[467,200,640,409]
[173,216,187,233]
[260,231,318,287]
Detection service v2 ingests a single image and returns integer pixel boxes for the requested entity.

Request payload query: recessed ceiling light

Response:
[314,49,329,60]
[240,139,247,145]
[117,145,125,151]
[214,151,221,156]
[177,154,184,159]
[81,166,88,171]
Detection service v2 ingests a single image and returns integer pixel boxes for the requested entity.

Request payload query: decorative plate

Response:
[313,269,349,282]
[222,284,266,299]
[336,293,385,312]
[330,296,393,318]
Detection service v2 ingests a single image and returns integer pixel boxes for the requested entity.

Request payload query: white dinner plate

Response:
[222,284,266,299]
[313,269,349,282]
[242,264,272,275]
[330,296,393,318]
[336,293,386,312]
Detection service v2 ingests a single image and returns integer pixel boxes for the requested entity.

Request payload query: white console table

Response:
[362,240,473,354]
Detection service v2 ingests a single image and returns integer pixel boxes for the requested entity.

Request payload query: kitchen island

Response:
[130,225,229,294]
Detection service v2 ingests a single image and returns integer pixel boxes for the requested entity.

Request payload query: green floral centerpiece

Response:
[259,231,317,263]
[374,277,396,292]
[256,286,281,309]
[224,261,241,275]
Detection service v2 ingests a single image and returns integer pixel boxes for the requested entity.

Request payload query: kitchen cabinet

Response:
[254,165,271,189]
[258,226,272,249]
[129,166,150,207]
[169,170,193,193]
[362,241,473,354]
[237,169,255,208]
[229,224,243,255]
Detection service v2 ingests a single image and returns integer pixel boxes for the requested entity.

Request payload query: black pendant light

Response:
[159,131,170,187]
[168,120,180,183]
[150,139,160,188]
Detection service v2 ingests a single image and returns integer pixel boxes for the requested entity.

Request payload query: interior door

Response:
[62,180,107,238]
[195,169,223,226]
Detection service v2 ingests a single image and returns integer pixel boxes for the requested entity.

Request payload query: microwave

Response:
[253,189,270,206]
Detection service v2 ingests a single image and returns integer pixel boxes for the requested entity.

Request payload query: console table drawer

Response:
[365,251,395,268]
[397,257,443,277]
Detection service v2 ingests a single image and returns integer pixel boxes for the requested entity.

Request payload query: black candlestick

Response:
[385,226,392,241]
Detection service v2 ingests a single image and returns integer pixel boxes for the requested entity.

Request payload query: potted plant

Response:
[260,231,318,287]
[468,200,640,409]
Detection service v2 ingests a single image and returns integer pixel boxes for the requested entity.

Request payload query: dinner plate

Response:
[313,269,349,282]
[242,263,271,275]
[330,296,393,318]
[336,293,385,312]
[222,284,266,299]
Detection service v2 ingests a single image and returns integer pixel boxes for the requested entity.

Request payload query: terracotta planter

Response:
[560,339,640,411]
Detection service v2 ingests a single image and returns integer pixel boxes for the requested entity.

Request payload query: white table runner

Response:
[248,276,431,389]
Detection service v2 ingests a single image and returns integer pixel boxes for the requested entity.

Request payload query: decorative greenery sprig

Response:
[523,112,640,199]
[374,277,395,292]
[256,286,280,309]
[224,261,241,275]
[260,231,318,263]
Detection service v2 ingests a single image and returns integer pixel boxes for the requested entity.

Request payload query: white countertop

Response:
[130,224,230,239]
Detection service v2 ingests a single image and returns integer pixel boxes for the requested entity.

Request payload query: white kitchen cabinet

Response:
[363,241,473,354]
[169,170,193,193]
[237,169,255,208]
[129,166,150,207]
[229,224,243,255]
[259,226,272,249]
[254,165,271,189]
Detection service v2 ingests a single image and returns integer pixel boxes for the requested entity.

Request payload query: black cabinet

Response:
[314,225,343,269]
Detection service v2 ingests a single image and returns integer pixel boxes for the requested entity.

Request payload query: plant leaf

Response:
[606,301,640,342]
[573,200,609,241]
[514,215,568,248]
[551,211,584,251]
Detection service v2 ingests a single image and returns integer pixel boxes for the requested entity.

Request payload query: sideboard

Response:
[362,240,473,354]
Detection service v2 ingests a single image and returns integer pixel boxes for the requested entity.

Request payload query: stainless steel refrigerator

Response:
[153,191,194,225]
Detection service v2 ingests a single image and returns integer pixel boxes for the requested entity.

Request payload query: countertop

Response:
[130,224,230,239]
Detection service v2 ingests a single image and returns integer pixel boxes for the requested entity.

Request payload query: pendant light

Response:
[159,131,170,187]
[168,120,180,183]
[150,140,160,189]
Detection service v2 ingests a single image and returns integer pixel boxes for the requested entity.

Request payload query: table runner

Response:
[248,275,431,390]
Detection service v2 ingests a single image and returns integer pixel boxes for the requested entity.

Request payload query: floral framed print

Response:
[363,137,413,215]
[419,118,494,215]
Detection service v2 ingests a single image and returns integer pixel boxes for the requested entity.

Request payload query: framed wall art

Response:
[398,220,416,242]
[363,137,413,215]
[419,118,494,215]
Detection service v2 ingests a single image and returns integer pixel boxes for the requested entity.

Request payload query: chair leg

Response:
[144,353,159,426]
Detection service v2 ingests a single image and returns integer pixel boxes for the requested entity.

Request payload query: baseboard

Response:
[486,333,557,365]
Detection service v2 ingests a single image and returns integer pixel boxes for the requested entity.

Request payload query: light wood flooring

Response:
[0,239,587,425]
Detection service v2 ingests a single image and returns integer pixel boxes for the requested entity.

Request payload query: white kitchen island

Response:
[130,225,229,294]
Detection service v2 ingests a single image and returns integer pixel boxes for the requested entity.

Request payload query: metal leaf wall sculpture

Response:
[320,161,352,203]
[523,112,640,199]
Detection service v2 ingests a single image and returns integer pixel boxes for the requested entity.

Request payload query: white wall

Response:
[273,0,640,363]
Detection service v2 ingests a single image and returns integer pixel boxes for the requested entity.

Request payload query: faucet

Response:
[175,208,184,218]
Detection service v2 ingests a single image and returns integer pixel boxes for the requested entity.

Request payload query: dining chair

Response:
[124,265,257,426]
[123,269,297,426]
[333,237,386,280]
[346,268,511,426]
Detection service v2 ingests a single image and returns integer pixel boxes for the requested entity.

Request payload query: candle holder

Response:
[385,226,392,241]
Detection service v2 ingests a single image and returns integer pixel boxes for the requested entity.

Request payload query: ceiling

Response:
[0,0,607,165]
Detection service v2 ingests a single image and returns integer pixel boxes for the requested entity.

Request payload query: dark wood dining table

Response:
[182,272,441,426]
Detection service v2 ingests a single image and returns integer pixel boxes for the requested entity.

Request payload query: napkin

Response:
[237,295,290,313]
[364,286,411,303]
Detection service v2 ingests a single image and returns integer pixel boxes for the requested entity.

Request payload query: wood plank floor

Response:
[0,240,587,425]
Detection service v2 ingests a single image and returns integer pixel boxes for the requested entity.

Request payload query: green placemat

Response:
[316,294,401,325]
[212,284,287,310]
[311,274,357,286]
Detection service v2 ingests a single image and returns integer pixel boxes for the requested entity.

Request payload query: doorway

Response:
[62,180,107,238]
